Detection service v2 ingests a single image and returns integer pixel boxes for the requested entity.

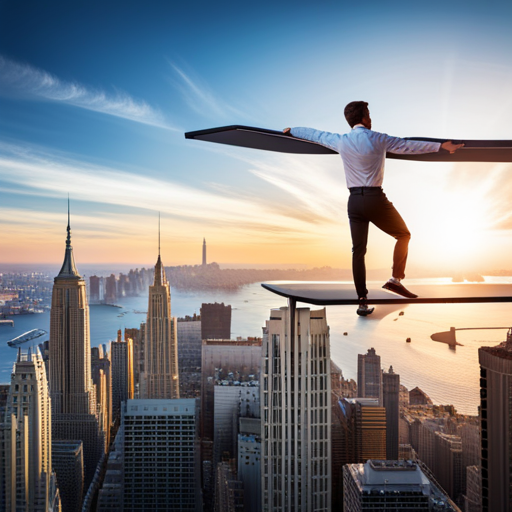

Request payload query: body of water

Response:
[2,278,511,415]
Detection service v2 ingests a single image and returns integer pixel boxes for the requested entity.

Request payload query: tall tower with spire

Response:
[202,238,207,266]
[144,216,179,399]
[49,202,105,490]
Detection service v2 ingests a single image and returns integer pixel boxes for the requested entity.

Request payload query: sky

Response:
[1,0,512,273]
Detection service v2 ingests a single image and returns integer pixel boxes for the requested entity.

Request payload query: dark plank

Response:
[262,282,512,306]
[185,125,512,162]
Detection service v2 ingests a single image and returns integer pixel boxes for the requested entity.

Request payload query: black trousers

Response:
[348,187,411,299]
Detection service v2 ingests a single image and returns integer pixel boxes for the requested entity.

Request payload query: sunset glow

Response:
[1,2,511,273]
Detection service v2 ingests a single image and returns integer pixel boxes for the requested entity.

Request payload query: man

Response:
[284,101,463,316]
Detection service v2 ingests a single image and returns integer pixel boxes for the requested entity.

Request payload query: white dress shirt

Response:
[290,125,441,188]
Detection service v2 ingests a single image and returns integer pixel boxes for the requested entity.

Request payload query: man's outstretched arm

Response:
[283,127,342,153]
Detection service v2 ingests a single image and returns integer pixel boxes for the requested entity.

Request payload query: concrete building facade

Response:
[357,348,382,404]
[478,330,512,512]
[262,307,331,512]
[1,348,60,512]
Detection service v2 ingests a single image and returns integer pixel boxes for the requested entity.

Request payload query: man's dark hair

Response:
[344,101,369,128]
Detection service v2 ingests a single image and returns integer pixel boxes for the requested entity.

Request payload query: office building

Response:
[383,365,400,460]
[478,329,512,512]
[357,347,382,404]
[343,459,458,511]
[111,329,134,421]
[464,465,481,512]
[52,440,84,512]
[262,306,331,512]
[238,417,261,512]
[97,425,124,512]
[201,302,231,340]
[177,315,202,397]
[214,461,243,512]
[91,344,111,445]
[125,325,145,396]
[49,215,105,489]
[0,348,60,512]
[122,398,202,511]
[89,275,105,304]
[345,397,387,462]
[201,338,261,511]
[144,249,179,399]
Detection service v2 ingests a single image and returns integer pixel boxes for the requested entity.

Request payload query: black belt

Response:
[349,187,382,195]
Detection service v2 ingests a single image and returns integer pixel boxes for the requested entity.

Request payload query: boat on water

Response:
[7,329,47,347]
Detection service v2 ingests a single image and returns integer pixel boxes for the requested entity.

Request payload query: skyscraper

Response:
[357,347,382,404]
[122,398,202,511]
[343,460,458,511]
[144,243,179,399]
[383,365,400,460]
[262,306,331,512]
[479,329,512,512]
[202,238,207,266]
[201,302,231,340]
[0,347,60,512]
[111,329,134,422]
[49,211,105,488]
[91,344,112,446]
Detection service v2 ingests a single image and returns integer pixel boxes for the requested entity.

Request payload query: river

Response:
[2,278,511,415]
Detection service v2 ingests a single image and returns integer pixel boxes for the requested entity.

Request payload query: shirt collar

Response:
[352,124,367,129]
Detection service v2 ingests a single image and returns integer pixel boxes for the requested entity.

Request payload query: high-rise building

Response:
[357,347,382,404]
[125,326,145,396]
[345,397,387,462]
[214,461,243,512]
[91,344,111,445]
[105,274,117,304]
[383,365,400,460]
[89,275,105,304]
[238,417,261,512]
[177,315,202,398]
[201,302,231,340]
[122,398,202,511]
[144,249,179,399]
[479,329,512,512]
[202,238,207,266]
[343,460,459,511]
[111,329,134,421]
[262,306,331,512]
[200,338,261,512]
[52,440,84,512]
[0,347,60,512]
[49,213,105,489]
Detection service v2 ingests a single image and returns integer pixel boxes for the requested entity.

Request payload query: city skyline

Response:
[1,1,512,272]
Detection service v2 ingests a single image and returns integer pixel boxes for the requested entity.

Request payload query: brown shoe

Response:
[382,280,418,299]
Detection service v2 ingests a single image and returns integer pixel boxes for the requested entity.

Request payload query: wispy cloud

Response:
[0,55,176,130]
[0,141,336,243]
[168,61,247,120]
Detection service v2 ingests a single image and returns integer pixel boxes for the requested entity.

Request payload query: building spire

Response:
[153,212,165,285]
[57,196,80,279]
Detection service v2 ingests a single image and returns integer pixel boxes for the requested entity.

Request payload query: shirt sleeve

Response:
[384,134,441,154]
[290,127,342,153]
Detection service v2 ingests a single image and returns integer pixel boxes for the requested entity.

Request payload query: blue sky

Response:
[1,0,512,273]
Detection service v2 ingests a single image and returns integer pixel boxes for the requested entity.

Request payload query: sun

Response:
[410,185,492,272]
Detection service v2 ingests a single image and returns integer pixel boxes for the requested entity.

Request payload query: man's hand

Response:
[441,141,465,154]
[283,127,291,134]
